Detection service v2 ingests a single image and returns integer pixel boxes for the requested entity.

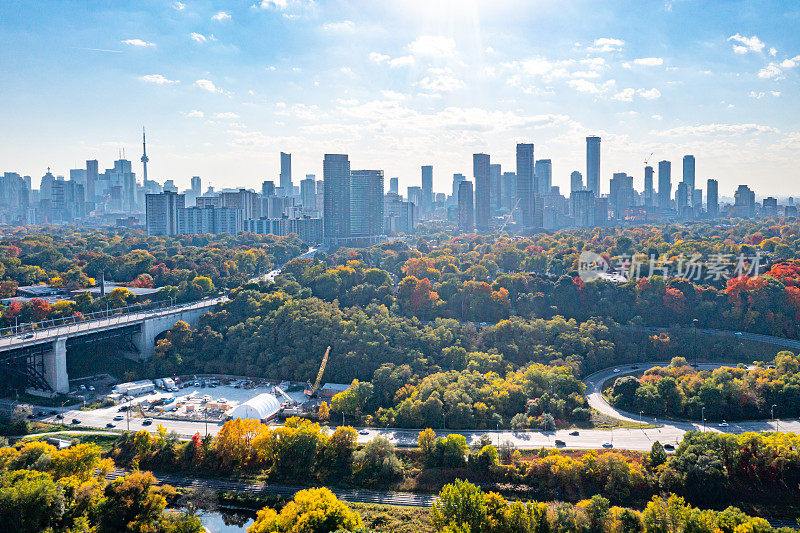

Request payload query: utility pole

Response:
[701,406,705,433]
[772,404,778,432]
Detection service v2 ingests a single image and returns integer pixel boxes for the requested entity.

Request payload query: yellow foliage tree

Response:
[247,487,363,533]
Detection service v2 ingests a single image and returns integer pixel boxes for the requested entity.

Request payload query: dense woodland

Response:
[611,353,800,420]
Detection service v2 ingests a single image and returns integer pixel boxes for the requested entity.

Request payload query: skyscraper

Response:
[350,170,384,239]
[586,136,601,196]
[389,177,399,195]
[452,173,465,199]
[682,155,695,193]
[85,159,98,204]
[490,163,502,212]
[658,160,671,209]
[191,176,202,196]
[262,180,275,197]
[301,175,316,209]
[515,143,534,228]
[707,179,719,218]
[570,171,583,193]
[535,159,552,196]
[146,191,184,236]
[323,154,350,242]
[280,151,292,191]
[473,153,491,231]
[644,165,654,207]
[502,172,516,210]
[421,165,433,214]
[457,180,474,233]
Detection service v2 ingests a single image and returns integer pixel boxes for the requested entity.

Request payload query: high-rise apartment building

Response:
[490,163,502,212]
[85,160,98,204]
[516,143,534,228]
[191,176,202,196]
[301,175,316,209]
[350,170,384,239]
[323,154,351,242]
[280,152,292,191]
[707,179,719,218]
[262,180,275,197]
[146,191,184,235]
[644,165,654,207]
[658,160,671,209]
[502,172,516,211]
[535,159,552,196]
[570,171,583,193]
[682,155,695,193]
[457,180,474,233]
[586,136,601,196]
[473,153,491,231]
[389,177,399,195]
[421,165,433,215]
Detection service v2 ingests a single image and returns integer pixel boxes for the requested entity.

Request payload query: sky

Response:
[1,0,799,198]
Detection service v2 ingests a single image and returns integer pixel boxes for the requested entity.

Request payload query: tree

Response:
[98,471,172,533]
[247,487,363,533]
[430,479,488,533]
[418,428,437,462]
[435,434,468,468]
[318,401,330,422]
[649,441,667,469]
[0,469,65,533]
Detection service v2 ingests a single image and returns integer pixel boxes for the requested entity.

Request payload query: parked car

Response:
[664,443,675,451]
[142,418,153,426]
[554,439,566,446]
[55,414,64,420]
[719,421,729,427]
[602,442,613,448]
[113,415,124,421]
[613,368,620,373]
[71,418,81,425]
[106,423,115,428]
[118,405,128,412]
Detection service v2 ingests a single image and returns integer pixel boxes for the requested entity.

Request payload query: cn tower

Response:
[141,126,149,183]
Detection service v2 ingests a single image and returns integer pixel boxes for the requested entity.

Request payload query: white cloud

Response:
[122,38,155,47]
[780,55,800,68]
[749,91,766,99]
[257,0,289,7]
[389,55,415,68]
[266,65,277,71]
[190,32,214,43]
[771,91,781,97]
[369,52,390,64]
[186,110,204,118]
[637,88,661,99]
[728,33,765,53]
[139,74,178,84]
[769,47,777,56]
[652,123,778,137]
[408,35,456,58]
[633,57,663,66]
[758,63,782,79]
[322,20,355,32]
[172,2,185,10]
[211,11,231,21]
[380,90,406,100]
[651,114,663,120]
[587,38,624,53]
[214,112,239,119]
[339,66,354,75]
[612,88,635,101]
[194,79,226,94]
[417,69,465,92]
[568,78,614,94]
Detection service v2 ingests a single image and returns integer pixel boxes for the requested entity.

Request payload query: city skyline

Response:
[1,0,799,195]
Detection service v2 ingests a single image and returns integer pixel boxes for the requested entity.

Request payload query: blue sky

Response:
[1,0,798,197]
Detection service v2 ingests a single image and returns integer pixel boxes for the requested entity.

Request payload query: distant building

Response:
[570,171,583,193]
[473,153,490,231]
[421,165,433,215]
[571,190,595,227]
[457,180,474,233]
[586,136,601,196]
[502,171,516,211]
[658,160,671,210]
[535,159,552,196]
[178,205,242,234]
[280,151,292,191]
[644,166,654,207]
[733,184,755,218]
[244,216,323,243]
[146,191,184,235]
[707,179,719,218]
[262,180,275,197]
[763,196,778,217]
[682,155,695,194]
[516,143,535,228]
[323,154,351,243]
[350,170,384,240]
[389,177,399,195]
[300,175,316,210]
[490,163,502,213]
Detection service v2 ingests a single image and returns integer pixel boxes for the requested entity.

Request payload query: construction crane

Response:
[497,197,521,236]
[644,152,654,166]
[304,346,331,398]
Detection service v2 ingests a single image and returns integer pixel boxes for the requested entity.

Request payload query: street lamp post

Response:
[639,411,644,430]
[772,404,778,432]
[701,406,705,433]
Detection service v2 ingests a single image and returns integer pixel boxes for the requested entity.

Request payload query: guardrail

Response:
[0,297,223,341]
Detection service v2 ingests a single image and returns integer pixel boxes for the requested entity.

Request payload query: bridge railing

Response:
[0,298,217,340]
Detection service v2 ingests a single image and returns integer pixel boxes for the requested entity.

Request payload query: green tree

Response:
[247,487,363,533]
[430,479,488,533]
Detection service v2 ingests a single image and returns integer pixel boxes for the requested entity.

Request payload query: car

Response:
[664,443,675,451]
[569,431,580,436]
[358,430,369,435]
[142,418,153,426]
[55,414,64,420]
[631,365,640,370]
[88,386,95,391]
[49,410,58,415]
[554,439,566,446]
[118,405,129,412]
[106,423,116,428]
[113,415,124,421]
[719,421,729,427]
[19,332,34,339]
[79,384,86,390]
[613,368,620,373]
[71,418,81,424]
[602,442,613,448]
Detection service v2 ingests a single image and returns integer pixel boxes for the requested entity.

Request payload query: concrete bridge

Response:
[0,297,224,395]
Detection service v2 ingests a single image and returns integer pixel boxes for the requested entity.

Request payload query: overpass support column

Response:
[44,338,69,393]
[134,319,157,361]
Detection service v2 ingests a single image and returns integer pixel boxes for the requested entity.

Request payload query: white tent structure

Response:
[228,393,281,421]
